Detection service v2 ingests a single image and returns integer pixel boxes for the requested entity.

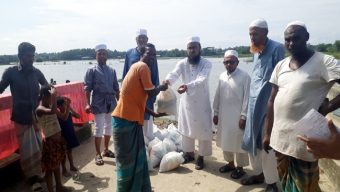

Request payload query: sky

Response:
[0,0,339,54]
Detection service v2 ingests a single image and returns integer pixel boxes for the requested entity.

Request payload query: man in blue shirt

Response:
[122,29,160,141]
[84,44,120,166]
[241,19,285,192]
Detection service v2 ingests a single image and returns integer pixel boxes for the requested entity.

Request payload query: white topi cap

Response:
[249,18,268,29]
[285,20,307,31]
[136,29,147,37]
[95,44,107,52]
[224,50,239,58]
[187,36,200,45]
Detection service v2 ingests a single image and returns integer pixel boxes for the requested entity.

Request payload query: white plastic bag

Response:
[148,137,161,152]
[159,152,184,173]
[166,124,182,145]
[163,138,177,152]
[153,128,169,141]
[150,142,168,168]
[145,147,154,171]
[156,88,177,116]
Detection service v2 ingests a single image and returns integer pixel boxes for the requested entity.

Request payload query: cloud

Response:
[0,0,339,54]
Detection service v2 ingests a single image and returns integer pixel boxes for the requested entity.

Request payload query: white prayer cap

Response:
[136,29,147,37]
[187,36,200,45]
[249,18,268,29]
[95,44,107,52]
[285,20,307,31]
[224,50,239,58]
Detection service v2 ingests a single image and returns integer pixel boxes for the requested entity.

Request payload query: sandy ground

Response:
[2,121,334,192]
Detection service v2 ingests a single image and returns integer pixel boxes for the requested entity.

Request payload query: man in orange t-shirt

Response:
[112,43,168,192]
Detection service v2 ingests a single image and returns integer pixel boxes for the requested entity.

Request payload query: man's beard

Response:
[250,43,265,54]
[188,54,201,65]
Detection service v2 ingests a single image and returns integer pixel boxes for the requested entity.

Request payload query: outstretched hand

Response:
[153,112,168,118]
[177,84,187,94]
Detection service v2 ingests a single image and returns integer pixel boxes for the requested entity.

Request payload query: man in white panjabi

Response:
[213,50,250,179]
[165,36,212,170]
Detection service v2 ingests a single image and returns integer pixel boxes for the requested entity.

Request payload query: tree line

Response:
[0,41,339,65]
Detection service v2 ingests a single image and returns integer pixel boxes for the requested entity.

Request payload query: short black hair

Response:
[18,42,35,58]
[56,96,65,107]
[140,43,155,55]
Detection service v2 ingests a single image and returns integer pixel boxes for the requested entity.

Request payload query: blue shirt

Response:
[242,39,285,155]
[122,48,160,120]
[84,64,119,114]
[0,65,48,125]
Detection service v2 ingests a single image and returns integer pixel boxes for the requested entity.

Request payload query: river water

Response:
[0,57,254,101]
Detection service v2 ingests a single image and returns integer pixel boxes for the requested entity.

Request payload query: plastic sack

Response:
[153,128,169,141]
[145,147,154,171]
[163,138,177,152]
[159,152,184,173]
[148,137,161,152]
[166,124,182,145]
[150,142,168,168]
[155,88,177,116]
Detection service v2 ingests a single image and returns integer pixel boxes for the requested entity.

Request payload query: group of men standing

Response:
[212,19,340,192]
[1,17,340,192]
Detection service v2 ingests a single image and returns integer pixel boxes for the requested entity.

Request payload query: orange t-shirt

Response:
[112,61,155,125]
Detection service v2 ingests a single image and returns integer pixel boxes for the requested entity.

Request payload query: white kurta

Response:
[213,68,250,153]
[165,57,212,141]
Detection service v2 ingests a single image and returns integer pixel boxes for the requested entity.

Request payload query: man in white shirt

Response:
[213,50,250,179]
[165,36,212,170]
[264,21,340,192]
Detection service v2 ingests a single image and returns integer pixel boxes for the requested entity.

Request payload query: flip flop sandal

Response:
[95,155,104,166]
[102,150,115,158]
[240,175,264,185]
[31,182,43,192]
[230,168,246,179]
[219,164,236,173]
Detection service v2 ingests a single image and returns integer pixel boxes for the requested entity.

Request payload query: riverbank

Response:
[2,118,334,192]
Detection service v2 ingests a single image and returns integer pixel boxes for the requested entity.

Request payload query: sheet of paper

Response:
[292,109,329,139]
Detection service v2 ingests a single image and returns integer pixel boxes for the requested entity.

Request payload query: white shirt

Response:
[165,57,212,140]
[213,68,250,152]
[269,52,340,162]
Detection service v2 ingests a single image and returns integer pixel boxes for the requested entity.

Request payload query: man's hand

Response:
[298,120,340,159]
[239,119,246,130]
[158,83,168,91]
[163,80,170,86]
[85,104,92,114]
[153,112,168,118]
[177,84,187,94]
[213,115,218,125]
[318,98,330,116]
[263,135,272,153]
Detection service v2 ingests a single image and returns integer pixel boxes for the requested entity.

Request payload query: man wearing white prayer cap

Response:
[84,44,120,165]
[122,29,160,142]
[265,21,340,191]
[241,19,285,192]
[164,36,213,170]
[213,50,250,179]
